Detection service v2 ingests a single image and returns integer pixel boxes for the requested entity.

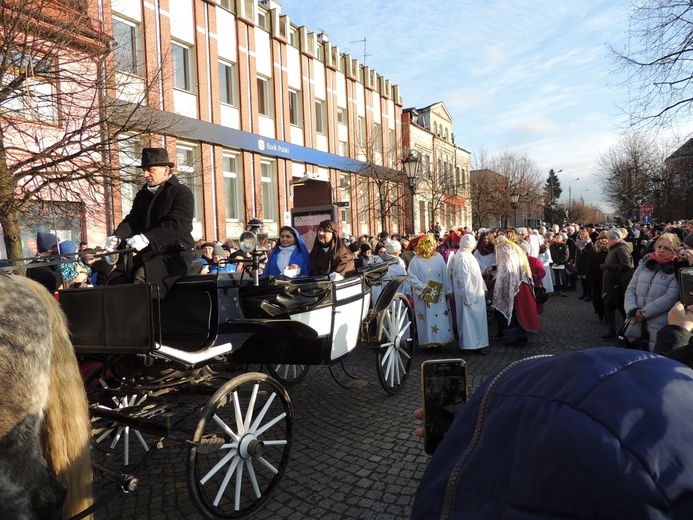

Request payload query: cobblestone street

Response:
[93,289,615,520]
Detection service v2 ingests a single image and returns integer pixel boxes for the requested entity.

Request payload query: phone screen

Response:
[680,267,693,308]
[422,359,468,455]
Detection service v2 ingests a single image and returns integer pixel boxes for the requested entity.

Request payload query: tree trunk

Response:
[0,209,24,263]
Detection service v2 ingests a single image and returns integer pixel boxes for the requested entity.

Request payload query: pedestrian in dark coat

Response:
[106,148,195,297]
[586,231,609,321]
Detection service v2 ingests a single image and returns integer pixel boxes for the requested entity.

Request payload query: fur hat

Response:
[607,228,622,240]
[36,232,58,253]
[384,240,401,254]
[138,147,174,169]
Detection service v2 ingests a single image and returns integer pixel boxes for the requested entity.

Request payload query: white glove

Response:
[329,272,344,282]
[105,235,121,252]
[126,234,149,251]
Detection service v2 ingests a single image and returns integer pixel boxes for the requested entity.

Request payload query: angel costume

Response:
[407,236,454,348]
[449,235,488,351]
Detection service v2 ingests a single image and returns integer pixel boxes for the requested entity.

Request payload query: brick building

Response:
[105,0,409,243]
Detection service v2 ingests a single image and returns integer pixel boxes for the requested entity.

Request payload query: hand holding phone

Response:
[421,359,468,455]
[679,267,693,308]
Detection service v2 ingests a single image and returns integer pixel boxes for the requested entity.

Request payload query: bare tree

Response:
[611,1,693,130]
[351,120,409,233]
[469,168,506,229]
[597,132,664,219]
[1,0,179,261]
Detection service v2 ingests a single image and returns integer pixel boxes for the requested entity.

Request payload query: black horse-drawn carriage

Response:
[52,240,415,519]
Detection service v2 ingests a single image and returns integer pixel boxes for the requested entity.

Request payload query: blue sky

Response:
[276,0,658,212]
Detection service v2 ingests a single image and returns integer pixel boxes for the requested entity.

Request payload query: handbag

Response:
[616,318,649,350]
[533,286,549,304]
[615,317,632,348]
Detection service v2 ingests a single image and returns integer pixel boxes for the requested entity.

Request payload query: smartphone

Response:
[421,359,468,455]
[679,267,693,308]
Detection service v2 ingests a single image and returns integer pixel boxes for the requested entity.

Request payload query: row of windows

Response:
[111,16,390,147]
[118,140,279,225]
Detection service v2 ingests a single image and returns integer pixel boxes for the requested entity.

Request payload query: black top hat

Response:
[138,147,174,169]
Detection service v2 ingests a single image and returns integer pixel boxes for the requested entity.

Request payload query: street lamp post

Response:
[402,150,420,234]
[652,176,664,223]
[511,191,520,228]
[568,177,580,220]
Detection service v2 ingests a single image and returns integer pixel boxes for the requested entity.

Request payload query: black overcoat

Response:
[114,175,194,296]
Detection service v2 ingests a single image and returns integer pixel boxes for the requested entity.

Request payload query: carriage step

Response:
[197,435,226,454]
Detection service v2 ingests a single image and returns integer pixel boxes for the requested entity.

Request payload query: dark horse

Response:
[0,274,93,519]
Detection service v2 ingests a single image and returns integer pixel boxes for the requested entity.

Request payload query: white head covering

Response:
[460,234,476,251]
[384,240,401,253]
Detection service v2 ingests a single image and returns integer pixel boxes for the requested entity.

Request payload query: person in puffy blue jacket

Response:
[412,348,693,519]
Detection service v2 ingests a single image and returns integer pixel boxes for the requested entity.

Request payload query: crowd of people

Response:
[22,216,693,360]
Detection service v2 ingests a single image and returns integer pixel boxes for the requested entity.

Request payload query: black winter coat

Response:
[114,175,195,296]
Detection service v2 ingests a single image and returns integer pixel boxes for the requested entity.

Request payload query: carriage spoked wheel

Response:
[187,372,293,519]
[265,363,310,386]
[373,293,416,394]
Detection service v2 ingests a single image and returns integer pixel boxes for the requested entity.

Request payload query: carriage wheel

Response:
[265,363,310,386]
[374,293,415,394]
[188,372,293,520]
[88,379,158,469]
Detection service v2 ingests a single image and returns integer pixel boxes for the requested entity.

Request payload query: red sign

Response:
[640,203,653,215]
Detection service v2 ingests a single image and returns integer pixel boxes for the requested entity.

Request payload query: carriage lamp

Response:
[239,231,257,253]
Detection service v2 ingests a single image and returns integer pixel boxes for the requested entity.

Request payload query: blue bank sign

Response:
[175,115,367,174]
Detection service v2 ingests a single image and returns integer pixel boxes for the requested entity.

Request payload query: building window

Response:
[112,18,141,76]
[374,123,382,155]
[177,146,203,222]
[338,141,348,157]
[118,139,143,215]
[339,174,351,225]
[288,27,298,47]
[257,77,272,116]
[1,50,56,122]
[223,153,243,220]
[357,116,365,148]
[337,108,346,124]
[288,90,301,126]
[316,43,324,61]
[172,42,193,92]
[219,61,237,106]
[257,9,268,30]
[219,0,234,11]
[261,160,278,222]
[315,100,325,134]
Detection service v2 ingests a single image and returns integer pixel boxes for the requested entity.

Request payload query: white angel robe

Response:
[450,249,489,351]
[407,253,454,348]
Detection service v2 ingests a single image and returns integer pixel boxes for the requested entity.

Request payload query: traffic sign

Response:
[641,214,653,224]
[641,203,653,215]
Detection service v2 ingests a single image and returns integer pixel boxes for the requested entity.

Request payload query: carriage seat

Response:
[239,277,333,319]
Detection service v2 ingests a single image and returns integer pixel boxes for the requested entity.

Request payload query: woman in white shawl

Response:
[449,234,489,354]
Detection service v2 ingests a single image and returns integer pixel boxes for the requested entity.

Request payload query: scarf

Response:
[476,241,495,256]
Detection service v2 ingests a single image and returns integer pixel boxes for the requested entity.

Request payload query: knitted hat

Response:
[213,245,226,257]
[684,233,693,249]
[607,228,622,240]
[384,240,401,254]
[36,232,58,253]
[58,240,78,255]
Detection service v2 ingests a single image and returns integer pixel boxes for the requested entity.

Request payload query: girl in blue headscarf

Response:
[265,226,310,277]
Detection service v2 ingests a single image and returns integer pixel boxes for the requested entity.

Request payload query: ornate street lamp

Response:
[652,176,664,222]
[402,150,420,234]
[511,191,520,228]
